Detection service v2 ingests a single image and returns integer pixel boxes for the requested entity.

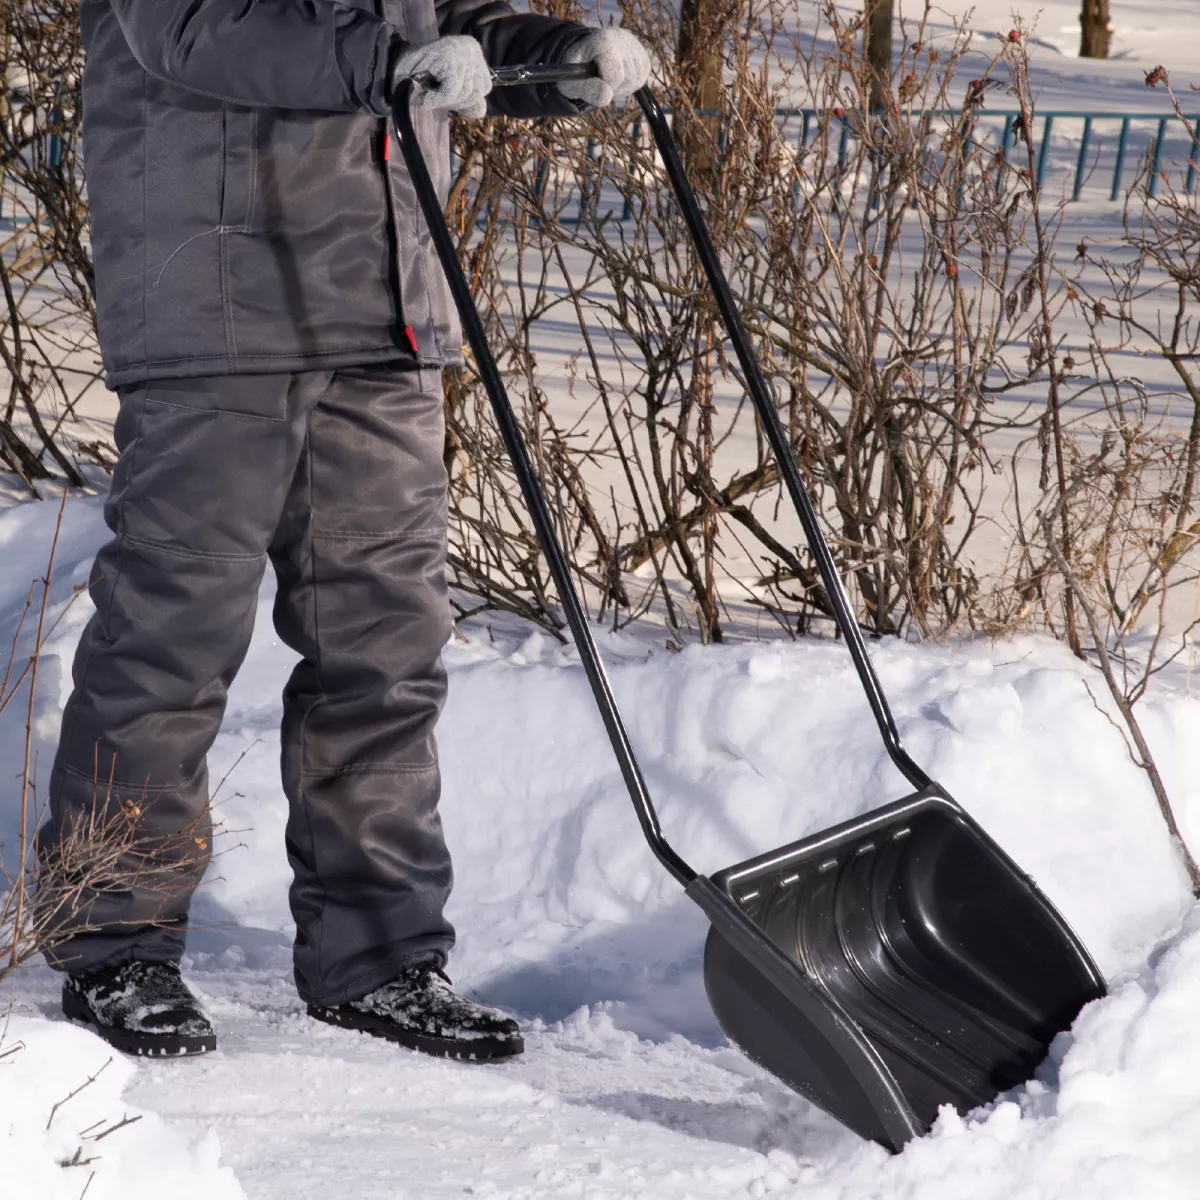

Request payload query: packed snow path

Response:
[13,962,841,1199]
[12,904,1200,1200]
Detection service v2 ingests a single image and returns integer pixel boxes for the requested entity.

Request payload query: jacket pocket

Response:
[219,104,257,232]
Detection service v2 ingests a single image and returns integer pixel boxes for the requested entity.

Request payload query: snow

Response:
[3,485,1200,1198]
[0,1015,244,1200]
[5,2,1200,1196]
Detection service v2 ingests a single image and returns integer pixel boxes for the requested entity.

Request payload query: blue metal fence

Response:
[526,107,1200,226]
[0,93,65,227]
[983,110,1200,200]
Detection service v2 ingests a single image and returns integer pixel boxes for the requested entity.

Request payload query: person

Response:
[41,0,650,1060]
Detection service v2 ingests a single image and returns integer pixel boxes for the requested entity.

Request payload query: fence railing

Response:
[525,107,1200,226]
[979,110,1200,200]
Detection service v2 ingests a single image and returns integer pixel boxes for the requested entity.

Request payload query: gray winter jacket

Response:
[80,0,590,387]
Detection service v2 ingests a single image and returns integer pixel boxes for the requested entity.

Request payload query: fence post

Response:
[996,114,1014,192]
[531,155,548,227]
[0,29,9,225]
[622,116,642,222]
[572,134,597,226]
[1072,116,1093,201]
[1149,116,1168,198]
[1036,114,1055,187]
[1111,116,1131,200]
[912,110,932,209]
[1186,118,1199,195]
[793,111,811,209]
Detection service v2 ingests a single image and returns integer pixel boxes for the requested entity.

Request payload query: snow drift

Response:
[0,1016,244,1200]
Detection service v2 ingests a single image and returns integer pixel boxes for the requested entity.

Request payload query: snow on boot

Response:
[308,961,524,1061]
[62,960,217,1058]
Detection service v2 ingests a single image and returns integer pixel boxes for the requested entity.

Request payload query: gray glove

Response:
[392,36,492,118]
[558,28,652,110]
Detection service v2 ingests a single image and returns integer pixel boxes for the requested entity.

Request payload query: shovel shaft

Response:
[632,87,931,793]
[392,74,931,887]
[391,78,696,889]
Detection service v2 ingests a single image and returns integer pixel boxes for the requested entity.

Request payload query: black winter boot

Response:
[62,960,217,1057]
[308,961,524,1061]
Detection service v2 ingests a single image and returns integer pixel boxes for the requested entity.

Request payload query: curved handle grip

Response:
[407,61,601,94]
[490,62,601,88]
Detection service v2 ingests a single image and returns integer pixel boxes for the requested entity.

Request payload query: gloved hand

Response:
[557,28,651,110]
[392,36,492,118]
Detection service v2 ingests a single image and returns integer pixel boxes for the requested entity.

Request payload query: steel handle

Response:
[490,62,601,88]
[631,87,932,792]
[391,76,696,888]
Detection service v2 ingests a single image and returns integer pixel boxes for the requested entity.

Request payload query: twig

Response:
[85,1113,143,1142]
[1039,509,1200,894]
[209,737,263,807]
[47,1058,112,1130]
[12,487,69,970]
[58,1146,99,1169]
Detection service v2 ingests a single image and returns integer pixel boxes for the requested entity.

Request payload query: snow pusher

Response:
[393,66,1107,1152]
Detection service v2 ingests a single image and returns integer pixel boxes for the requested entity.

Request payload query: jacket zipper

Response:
[377,121,418,355]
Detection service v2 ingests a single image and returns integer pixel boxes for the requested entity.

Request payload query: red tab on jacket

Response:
[404,324,419,354]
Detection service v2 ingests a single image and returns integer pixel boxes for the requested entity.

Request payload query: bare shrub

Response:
[437,3,1200,659]
[435,2,1200,883]
[2,0,1198,673]
[5,0,1198,661]
[0,496,215,985]
[0,0,94,495]
[3,0,1198,893]
[443,2,1067,640]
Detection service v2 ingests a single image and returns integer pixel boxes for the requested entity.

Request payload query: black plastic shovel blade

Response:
[692,788,1106,1151]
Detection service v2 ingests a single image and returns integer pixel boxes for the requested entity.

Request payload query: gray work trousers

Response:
[40,365,455,1006]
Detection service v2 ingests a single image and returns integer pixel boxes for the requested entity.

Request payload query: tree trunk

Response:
[1079,0,1111,59]
[864,0,894,112]
[676,0,734,171]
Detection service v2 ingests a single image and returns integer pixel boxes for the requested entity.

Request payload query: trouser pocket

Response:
[112,374,305,560]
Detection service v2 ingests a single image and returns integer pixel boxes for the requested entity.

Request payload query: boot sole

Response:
[62,988,217,1058]
[307,1002,524,1061]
